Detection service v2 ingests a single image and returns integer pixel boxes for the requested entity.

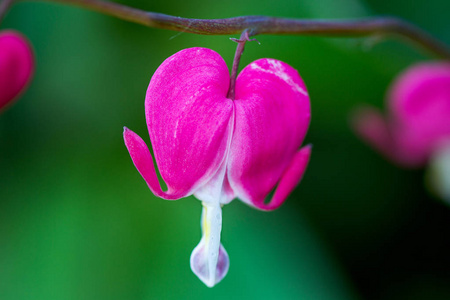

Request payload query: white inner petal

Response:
[191,139,232,287]
[428,140,450,203]
[190,202,229,287]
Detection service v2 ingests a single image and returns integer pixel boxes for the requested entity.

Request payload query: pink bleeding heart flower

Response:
[0,30,34,111]
[352,62,450,168]
[124,47,311,287]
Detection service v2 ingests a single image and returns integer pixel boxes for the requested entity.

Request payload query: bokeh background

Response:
[1,0,450,299]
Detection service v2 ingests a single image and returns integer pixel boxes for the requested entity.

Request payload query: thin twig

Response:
[10,0,450,59]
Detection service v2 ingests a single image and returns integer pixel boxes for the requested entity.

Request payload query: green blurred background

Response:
[1,0,450,299]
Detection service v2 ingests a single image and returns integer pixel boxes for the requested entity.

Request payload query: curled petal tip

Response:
[350,106,397,160]
[350,106,382,131]
[123,126,131,136]
[123,128,187,200]
[265,145,312,210]
[248,145,311,211]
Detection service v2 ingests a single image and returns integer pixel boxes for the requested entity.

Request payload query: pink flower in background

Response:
[352,62,450,204]
[0,30,34,111]
[352,62,450,168]
[124,47,311,287]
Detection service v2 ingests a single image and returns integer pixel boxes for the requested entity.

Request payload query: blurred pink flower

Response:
[352,62,450,168]
[124,47,311,287]
[0,30,34,111]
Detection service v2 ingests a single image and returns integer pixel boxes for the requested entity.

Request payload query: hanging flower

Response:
[124,47,311,287]
[0,30,34,111]
[352,62,450,203]
[352,62,450,168]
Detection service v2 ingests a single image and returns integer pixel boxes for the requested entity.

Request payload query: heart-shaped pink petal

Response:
[227,58,311,210]
[125,48,234,199]
[0,30,34,111]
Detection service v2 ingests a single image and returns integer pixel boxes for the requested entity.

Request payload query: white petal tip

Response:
[427,142,450,203]
[190,242,230,287]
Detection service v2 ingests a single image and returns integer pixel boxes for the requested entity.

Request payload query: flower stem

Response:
[11,0,449,59]
[227,29,257,100]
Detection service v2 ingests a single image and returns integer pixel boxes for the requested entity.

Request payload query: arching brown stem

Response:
[1,0,449,58]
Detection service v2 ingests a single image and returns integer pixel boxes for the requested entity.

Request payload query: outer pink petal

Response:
[144,48,234,199]
[267,145,312,210]
[0,30,34,111]
[227,58,311,210]
[124,127,187,199]
[388,62,450,165]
